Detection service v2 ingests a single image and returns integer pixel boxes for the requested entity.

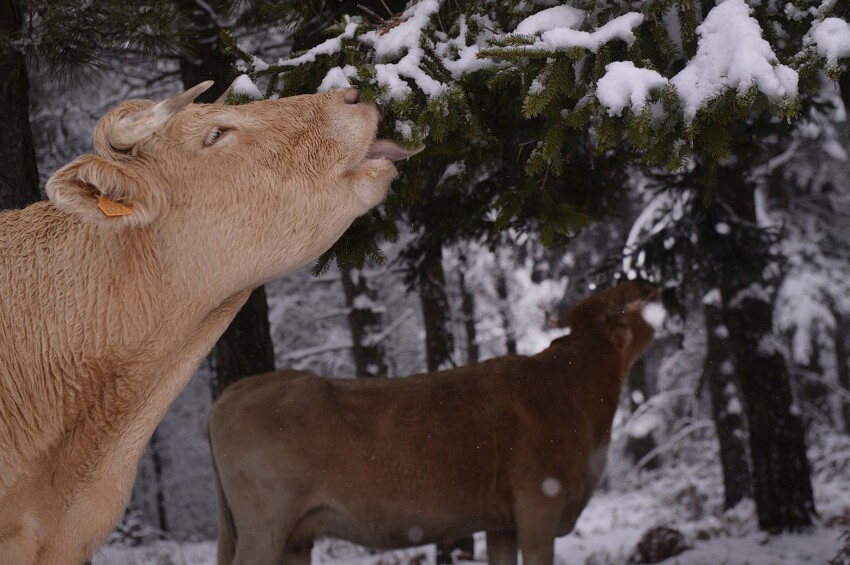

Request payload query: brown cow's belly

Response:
[291,491,514,550]
[297,506,499,549]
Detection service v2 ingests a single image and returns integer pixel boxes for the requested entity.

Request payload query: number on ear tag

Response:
[96,196,133,217]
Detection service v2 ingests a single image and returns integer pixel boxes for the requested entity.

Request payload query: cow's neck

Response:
[14,211,251,492]
[542,335,630,443]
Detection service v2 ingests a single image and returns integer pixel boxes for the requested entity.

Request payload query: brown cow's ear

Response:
[46,155,165,229]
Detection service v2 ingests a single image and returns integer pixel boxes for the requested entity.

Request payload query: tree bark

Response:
[703,302,752,509]
[495,270,517,356]
[0,0,40,210]
[713,166,815,532]
[720,291,814,530]
[418,245,454,372]
[148,428,169,533]
[834,312,850,432]
[457,255,479,364]
[211,286,276,397]
[341,265,388,377]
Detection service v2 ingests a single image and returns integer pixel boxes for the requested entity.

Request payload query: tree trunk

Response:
[341,265,388,377]
[0,0,40,209]
[834,312,850,433]
[703,302,752,509]
[211,286,277,397]
[495,270,517,356]
[713,166,815,532]
[720,291,814,530]
[418,245,454,372]
[148,428,169,533]
[457,255,479,364]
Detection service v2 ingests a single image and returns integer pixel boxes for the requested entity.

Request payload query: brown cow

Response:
[0,82,420,564]
[209,280,662,565]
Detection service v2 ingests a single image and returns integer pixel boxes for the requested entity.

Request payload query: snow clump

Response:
[811,17,850,68]
[641,302,666,331]
[232,74,262,99]
[596,61,668,116]
[670,0,798,120]
[515,5,584,35]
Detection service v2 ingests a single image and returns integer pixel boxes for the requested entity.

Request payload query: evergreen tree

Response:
[228,0,850,532]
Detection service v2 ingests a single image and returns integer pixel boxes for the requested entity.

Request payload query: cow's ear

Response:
[46,155,165,229]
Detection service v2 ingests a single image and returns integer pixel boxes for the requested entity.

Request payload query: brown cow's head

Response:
[563,280,662,366]
[45,82,419,291]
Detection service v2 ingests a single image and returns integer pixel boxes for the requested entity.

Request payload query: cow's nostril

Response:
[343,89,360,105]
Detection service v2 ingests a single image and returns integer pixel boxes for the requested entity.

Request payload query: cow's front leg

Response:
[486,529,518,565]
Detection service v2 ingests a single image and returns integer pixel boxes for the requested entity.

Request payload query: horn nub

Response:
[107,81,214,150]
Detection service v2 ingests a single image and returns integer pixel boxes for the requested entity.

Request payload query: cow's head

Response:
[563,280,662,366]
[45,82,420,291]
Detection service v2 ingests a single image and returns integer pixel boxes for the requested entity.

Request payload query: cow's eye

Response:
[205,128,224,146]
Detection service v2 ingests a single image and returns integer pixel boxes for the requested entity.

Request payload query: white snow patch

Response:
[702,288,721,306]
[515,5,584,35]
[729,282,771,309]
[727,396,743,415]
[395,119,415,140]
[438,161,465,185]
[352,294,384,312]
[631,390,645,405]
[823,138,848,161]
[374,49,446,100]
[715,222,731,235]
[596,61,668,116]
[534,12,645,54]
[641,302,666,330]
[280,18,359,67]
[232,74,262,99]
[812,17,850,68]
[318,65,357,92]
[628,411,660,439]
[670,0,798,120]
[362,0,440,60]
[434,15,496,79]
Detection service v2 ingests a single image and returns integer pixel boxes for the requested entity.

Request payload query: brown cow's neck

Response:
[540,334,630,443]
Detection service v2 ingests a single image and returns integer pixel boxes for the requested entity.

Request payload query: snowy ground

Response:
[93,467,850,565]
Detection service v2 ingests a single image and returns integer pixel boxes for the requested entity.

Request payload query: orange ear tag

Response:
[96,195,133,217]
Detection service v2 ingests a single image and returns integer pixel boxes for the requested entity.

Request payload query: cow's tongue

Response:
[365,139,425,162]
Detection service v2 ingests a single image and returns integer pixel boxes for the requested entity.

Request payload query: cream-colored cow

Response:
[0,82,419,565]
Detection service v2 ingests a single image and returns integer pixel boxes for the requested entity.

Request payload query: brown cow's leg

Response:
[514,496,560,565]
[486,530,518,565]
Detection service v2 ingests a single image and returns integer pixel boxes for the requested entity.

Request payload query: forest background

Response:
[2,0,850,563]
